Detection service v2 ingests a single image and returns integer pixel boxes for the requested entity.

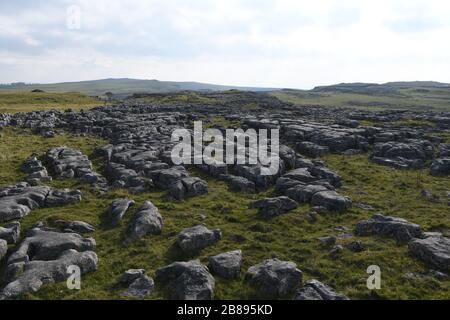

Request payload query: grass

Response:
[271,89,450,112]
[0,127,449,300]
[0,92,104,113]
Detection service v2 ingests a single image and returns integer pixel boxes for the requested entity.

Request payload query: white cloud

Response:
[1,0,450,88]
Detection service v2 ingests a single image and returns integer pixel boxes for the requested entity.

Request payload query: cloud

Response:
[0,0,450,88]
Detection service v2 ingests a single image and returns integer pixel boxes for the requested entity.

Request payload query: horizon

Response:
[1,1,450,88]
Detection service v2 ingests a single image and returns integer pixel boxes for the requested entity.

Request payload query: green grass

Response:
[0,127,449,300]
[0,92,104,113]
[272,89,450,111]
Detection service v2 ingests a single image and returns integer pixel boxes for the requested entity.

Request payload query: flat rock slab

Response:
[123,201,163,245]
[294,280,349,300]
[177,225,222,253]
[0,222,20,244]
[105,198,135,227]
[355,214,423,243]
[208,250,242,279]
[249,196,298,218]
[409,235,450,271]
[245,258,302,299]
[0,224,97,300]
[155,260,215,300]
[0,183,82,223]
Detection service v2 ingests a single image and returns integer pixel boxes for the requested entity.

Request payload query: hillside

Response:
[0,78,276,98]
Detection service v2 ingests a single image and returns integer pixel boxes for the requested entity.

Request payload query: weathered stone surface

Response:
[409,235,450,271]
[345,240,365,252]
[371,140,434,169]
[311,190,352,213]
[219,175,256,193]
[0,249,98,299]
[0,223,97,299]
[294,280,349,300]
[20,156,52,185]
[177,225,221,253]
[47,147,108,192]
[155,260,215,300]
[105,198,135,227]
[168,177,208,200]
[0,239,7,262]
[245,259,302,299]
[355,214,422,243]
[0,183,81,223]
[8,227,96,264]
[249,196,298,218]
[53,220,95,234]
[429,158,450,176]
[120,269,154,298]
[0,222,20,244]
[123,201,163,245]
[208,250,242,279]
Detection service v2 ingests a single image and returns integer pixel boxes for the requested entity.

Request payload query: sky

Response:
[1,0,450,89]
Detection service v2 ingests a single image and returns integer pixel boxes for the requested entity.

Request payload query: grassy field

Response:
[0,92,104,113]
[0,127,448,300]
[272,88,450,111]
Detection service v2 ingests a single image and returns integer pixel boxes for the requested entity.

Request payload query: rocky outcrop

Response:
[245,259,302,299]
[176,225,222,253]
[0,183,81,223]
[0,225,97,299]
[355,214,423,243]
[155,260,215,300]
[123,201,163,245]
[208,250,242,279]
[409,235,450,271]
[104,198,135,227]
[249,196,298,218]
[294,280,349,300]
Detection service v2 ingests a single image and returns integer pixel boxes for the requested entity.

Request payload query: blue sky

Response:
[1,0,450,88]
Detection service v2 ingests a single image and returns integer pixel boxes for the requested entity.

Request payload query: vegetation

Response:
[0,127,448,300]
[0,92,104,113]
[272,88,450,112]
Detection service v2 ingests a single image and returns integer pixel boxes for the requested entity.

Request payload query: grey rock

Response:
[105,198,135,227]
[124,201,163,245]
[0,221,20,244]
[7,227,96,264]
[177,225,222,253]
[53,220,95,234]
[355,214,422,243]
[121,275,154,299]
[120,269,146,285]
[346,241,365,252]
[429,158,450,176]
[168,177,208,200]
[319,236,337,246]
[155,260,215,300]
[245,259,302,299]
[311,190,352,213]
[294,280,349,300]
[44,189,82,207]
[409,236,450,271]
[0,239,7,262]
[249,196,298,218]
[0,249,98,299]
[208,250,242,279]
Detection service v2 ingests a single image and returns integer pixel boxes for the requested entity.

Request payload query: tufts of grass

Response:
[0,92,104,113]
[0,129,449,300]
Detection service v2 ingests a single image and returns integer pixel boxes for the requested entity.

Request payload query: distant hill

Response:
[312,81,450,95]
[0,78,277,98]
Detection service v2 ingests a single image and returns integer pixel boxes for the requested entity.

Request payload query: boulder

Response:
[294,280,349,300]
[249,196,298,218]
[208,250,242,279]
[120,270,154,299]
[53,220,95,234]
[177,225,222,253]
[155,260,215,300]
[168,177,208,200]
[429,158,450,176]
[408,235,450,271]
[245,259,302,299]
[0,222,20,244]
[355,214,422,243]
[123,201,163,245]
[0,239,7,262]
[105,198,135,227]
[311,190,352,212]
